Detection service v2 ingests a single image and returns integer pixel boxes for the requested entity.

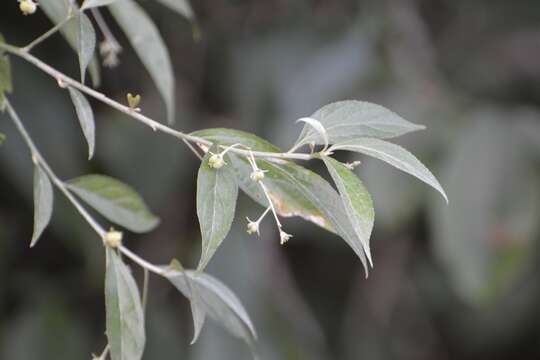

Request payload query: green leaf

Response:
[0,133,5,145]
[331,137,448,202]
[196,148,238,270]
[188,280,206,344]
[295,100,425,148]
[166,258,206,343]
[67,175,159,233]
[163,268,257,348]
[109,0,175,124]
[153,0,195,20]
[31,166,54,248]
[190,128,281,153]
[39,0,101,87]
[322,156,374,266]
[81,0,119,10]
[230,156,369,272]
[105,248,146,360]
[77,13,96,84]
[0,35,13,112]
[68,88,95,160]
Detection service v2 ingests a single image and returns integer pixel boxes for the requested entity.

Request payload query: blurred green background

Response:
[2,0,540,359]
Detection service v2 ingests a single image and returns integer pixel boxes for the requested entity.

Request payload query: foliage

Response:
[0,1,446,359]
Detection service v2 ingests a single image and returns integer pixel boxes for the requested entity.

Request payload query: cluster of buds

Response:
[279,230,292,245]
[207,143,242,170]
[250,168,267,182]
[208,153,226,169]
[103,228,123,248]
[246,217,260,236]
[19,0,38,15]
[244,150,294,245]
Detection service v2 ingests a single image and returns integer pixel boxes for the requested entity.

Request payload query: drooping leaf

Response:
[196,148,238,270]
[167,258,206,344]
[81,0,119,10]
[331,137,448,202]
[0,133,5,145]
[67,175,159,232]
[39,0,101,86]
[230,156,369,272]
[68,87,95,159]
[190,128,281,153]
[153,0,195,20]
[31,166,54,247]
[105,248,146,360]
[163,268,257,348]
[188,280,206,344]
[294,100,425,148]
[0,35,13,111]
[77,12,96,84]
[322,156,374,266]
[109,0,175,123]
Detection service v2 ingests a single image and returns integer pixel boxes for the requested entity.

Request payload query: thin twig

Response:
[23,16,73,52]
[142,268,149,313]
[118,245,165,276]
[182,138,203,160]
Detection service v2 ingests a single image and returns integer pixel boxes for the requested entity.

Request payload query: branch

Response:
[3,98,165,277]
[4,98,106,237]
[0,42,315,162]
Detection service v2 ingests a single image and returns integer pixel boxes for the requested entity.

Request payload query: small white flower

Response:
[208,153,226,169]
[279,230,292,245]
[103,229,123,248]
[246,217,259,236]
[99,40,122,68]
[344,161,361,170]
[19,0,37,15]
[250,169,267,182]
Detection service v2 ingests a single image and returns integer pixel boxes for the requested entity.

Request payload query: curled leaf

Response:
[296,117,328,150]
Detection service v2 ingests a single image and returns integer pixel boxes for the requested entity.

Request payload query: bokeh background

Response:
[2,0,540,359]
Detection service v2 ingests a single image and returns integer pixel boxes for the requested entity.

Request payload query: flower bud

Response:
[250,169,265,182]
[103,229,123,248]
[279,230,292,245]
[19,0,37,15]
[127,93,141,109]
[208,153,225,169]
[246,218,259,235]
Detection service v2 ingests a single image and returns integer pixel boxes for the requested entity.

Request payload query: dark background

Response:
[2,0,540,359]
